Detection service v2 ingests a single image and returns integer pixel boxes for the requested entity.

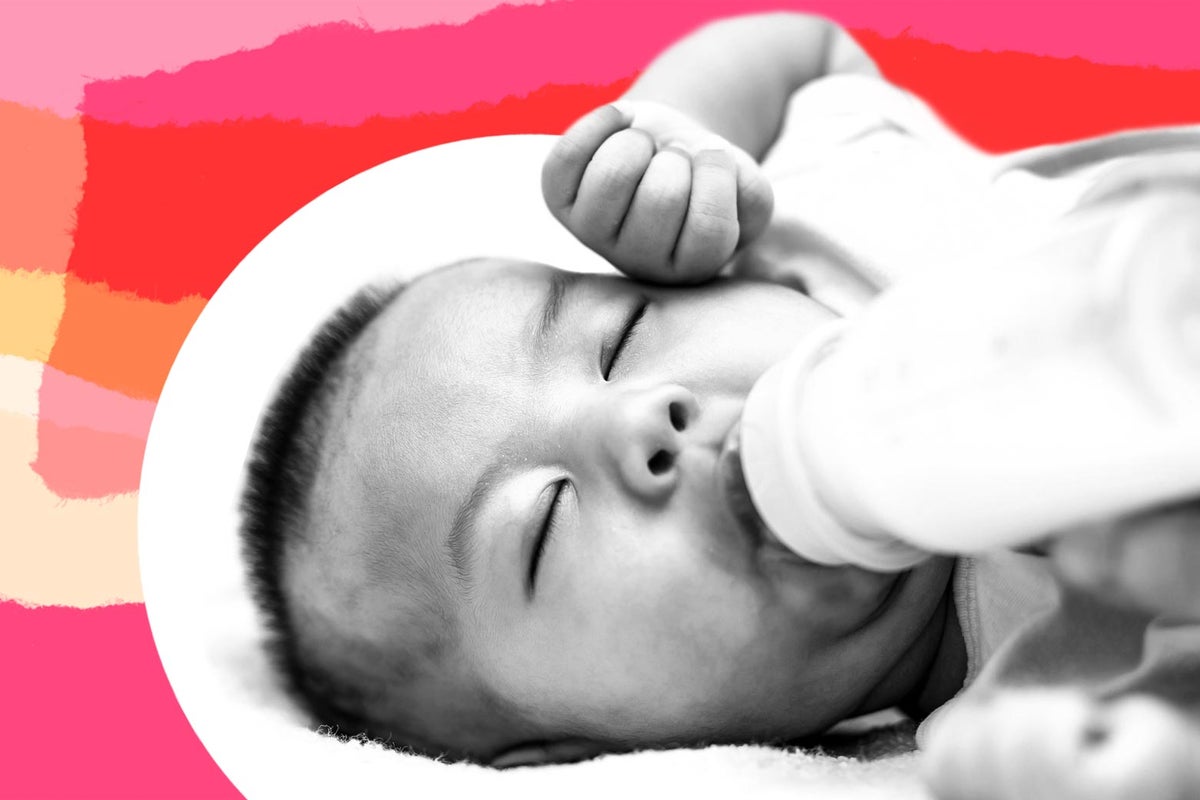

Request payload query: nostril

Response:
[668,401,688,432]
[648,450,675,476]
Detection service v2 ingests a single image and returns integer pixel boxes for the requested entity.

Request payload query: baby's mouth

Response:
[715,422,904,630]
[715,423,775,552]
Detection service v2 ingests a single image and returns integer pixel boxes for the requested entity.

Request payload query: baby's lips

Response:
[716,419,847,565]
[714,421,770,551]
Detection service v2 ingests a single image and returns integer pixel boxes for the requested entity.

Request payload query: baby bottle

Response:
[722,191,1200,571]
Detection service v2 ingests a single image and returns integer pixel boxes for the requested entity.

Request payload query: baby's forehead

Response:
[406,256,553,319]
[349,258,532,418]
[321,258,552,557]
[298,262,539,629]
[362,257,552,389]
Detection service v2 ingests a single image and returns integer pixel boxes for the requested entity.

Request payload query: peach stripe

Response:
[0,102,83,273]
[0,356,42,418]
[0,268,66,362]
[0,411,141,606]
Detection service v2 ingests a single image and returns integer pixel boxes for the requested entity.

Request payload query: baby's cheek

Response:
[608,553,759,672]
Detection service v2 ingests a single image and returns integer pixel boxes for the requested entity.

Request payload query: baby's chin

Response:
[860,556,956,647]
[709,436,908,637]
[758,544,904,633]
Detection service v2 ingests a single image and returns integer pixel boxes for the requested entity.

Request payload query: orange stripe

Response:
[47,276,206,400]
[0,102,84,274]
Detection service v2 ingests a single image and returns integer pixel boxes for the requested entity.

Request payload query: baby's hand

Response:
[922,688,1200,800]
[542,102,774,284]
[1052,502,1200,619]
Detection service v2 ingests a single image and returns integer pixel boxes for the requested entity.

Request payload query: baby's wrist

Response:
[610,99,759,172]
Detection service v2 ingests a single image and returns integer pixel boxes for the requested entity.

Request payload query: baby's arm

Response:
[542,13,879,284]
[619,13,878,162]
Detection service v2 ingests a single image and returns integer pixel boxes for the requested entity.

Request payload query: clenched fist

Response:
[542,102,774,284]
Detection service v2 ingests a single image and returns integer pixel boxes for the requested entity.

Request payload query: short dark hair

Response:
[240,280,413,750]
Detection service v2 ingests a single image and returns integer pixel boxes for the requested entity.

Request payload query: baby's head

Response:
[242,257,954,765]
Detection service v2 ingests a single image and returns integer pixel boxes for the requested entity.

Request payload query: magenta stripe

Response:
[0,0,544,115]
[79,0,1200,127]
[0,602,237,798]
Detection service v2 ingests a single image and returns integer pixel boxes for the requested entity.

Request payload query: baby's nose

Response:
[604,383,698,501]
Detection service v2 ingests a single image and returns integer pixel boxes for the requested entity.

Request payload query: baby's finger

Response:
[568,128,656,247]
[924,689,1200,800]
[614,147,692,276]
[1073,694,1200,800]
[1054,503,1200,618]
[924,690,1086,800]
[672,149,740,281]
[735,157,775,247]
[542,105,633,218]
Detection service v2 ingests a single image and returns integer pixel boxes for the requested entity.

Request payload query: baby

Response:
[241,12,1200,796]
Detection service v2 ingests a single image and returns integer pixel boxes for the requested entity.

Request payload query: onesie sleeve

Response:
[750,74,1086,306]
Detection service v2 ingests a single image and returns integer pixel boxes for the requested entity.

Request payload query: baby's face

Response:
[313,258,952,754]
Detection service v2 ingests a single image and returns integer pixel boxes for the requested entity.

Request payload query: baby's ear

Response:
[490,738,607,769]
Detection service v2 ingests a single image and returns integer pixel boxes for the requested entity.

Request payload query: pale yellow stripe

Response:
[0,410,141,606]
[0,268,66,362]
[0,355,43,417]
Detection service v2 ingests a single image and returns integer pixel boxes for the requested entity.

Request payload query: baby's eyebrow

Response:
[446,458,506,594]
[534,270,576,354]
